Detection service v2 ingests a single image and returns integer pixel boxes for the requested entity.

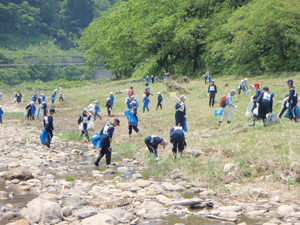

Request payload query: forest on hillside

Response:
[79,0,300,78]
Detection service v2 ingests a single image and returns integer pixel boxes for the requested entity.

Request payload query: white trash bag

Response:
[78,123,84,131]
[266,113,281,125]
[88,103,95,115]
[88,120,94,130]
[24,109,29,117]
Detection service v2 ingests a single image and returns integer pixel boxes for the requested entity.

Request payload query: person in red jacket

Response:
[128,87,134,98]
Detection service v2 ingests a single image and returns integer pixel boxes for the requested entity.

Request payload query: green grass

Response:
[3,112,25,122]
[64,175,76,181]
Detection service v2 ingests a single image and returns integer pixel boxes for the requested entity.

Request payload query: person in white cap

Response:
[175,95,186,127]
[109,92,115,109]
[0,105,3,124]
[25,101,36,120]
[143,94,150,113]
[131,95,139,108]
[156,92,163,110]
[218,89,238,126]
[78,108,91,141]
[59,92,64,102]
[144,135,168,157]
[238,78,249,95]
[94,100,102,121]
[105,98,112,116]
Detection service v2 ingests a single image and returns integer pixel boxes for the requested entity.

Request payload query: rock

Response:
[218,211,238,219]
[81,213,117,225]
[249,189,269,198]
[291,162,299,171]
[62,206,72,217]
[4,168,33,181]
[102,209,134,223]
[245,210,266,218]
[132,173,143,179]
[156,195,173,205]
[0,191,9,199]
[18,186,31,192]
[116,182,135,191]
[238,222,247,225]
[166,198,203,206]
[190,203,206,209]
[105,169,116,174]
[162,183,185,191]
[21,197,62,223]
[117,167,129,173]
[7,219,30,225]
[64,195,89,207]
[135,180,151,188]
[73,207,99,219]
[277,205,295,216]
[218,206,242,212]
[223,164,235,172]
[139,201,165,219]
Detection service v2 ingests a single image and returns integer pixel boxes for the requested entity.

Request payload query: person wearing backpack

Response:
[78,108,92,142]
[44,108,55,148]
[249,82,261,126]
[144,135,168,157]
[255,87,273,127]
[94,118,120,166]
[170,126,187,158]
[286,79,298,121]
[175,95,186,127]
[208,80,217,107]
[218,90,238,126]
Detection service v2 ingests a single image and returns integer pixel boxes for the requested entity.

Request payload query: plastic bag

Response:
[88,120,94,130]
[247,99,254,112]
[24,109,29,117]
[91,133,102,148]
[40,129,47,145]
[37,107,41,119]
[214,108,223,117]
[88,103,95,115]
[267,113,281,125]
[124,110,138,126]
[253,107,258,116]
[285,106,300,118]
[245,111,252,120]
[183,116,187,132]
[78,123,84,131]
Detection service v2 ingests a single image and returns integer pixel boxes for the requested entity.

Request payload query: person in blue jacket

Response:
[31,102,36,120]
[41,102,48,117]
[94,100,102,121]
[125,97,132,110]
[144,136,168,157]
[145,83,151,97]
[129,101,142,138]
[94,118,120,166]
[44,108,55,148]
[156,92,163,110]
[109,92,114,109]
[249,82,261,126]
[78,108,92,141]
[175,95,186,127]
[286,79,298,121]
[131,96,139,108]
[0,106,3,124]
[170,126,187,158]
[143,94,150,113]
[51,92,55,104]
[145,76,150,84]
[41,93,46,102]
[163,72,167,81]
[105,98,112,116]
[255,87,273,127]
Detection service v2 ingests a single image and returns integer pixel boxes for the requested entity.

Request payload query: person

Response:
[33,92,38,103]
[78,108,91,141]
[145,83,151,97]
[41,102,48,117]
[170,126,187,158]
[285,79,298,121]
[145,76,150,84]
[218,90,238,126]
[59,92,64,102]
[143,94,150,113]
[25,102,33,120]
[0,91,3,101]
[16,91,22,104]
[0,106,3,124]
[175,95,186,127]
[144,136,168,157]
[128,101,142,138]
[31,102,36,120]
[208,80,217,107]
[238,78,249,95]
[109,92,114,109]
[128,87,134,98]
[249,82,261,126]
[278,94,289,119]
[255,87,273,127]
[156,92,163,110]
[94,100,102,121]
[94,118,120,166]
[204,71,211,85]
[38,96,42,105]
[151,75,154,84]
[51,92,55,104]
[154,76,157,83]
[131,95,139,108]
[105,98,112,116]
[163,72,167,81]
[125,97,132,110]
[41,93,46,102]
[44,108,55,148]
[167,72,170,79]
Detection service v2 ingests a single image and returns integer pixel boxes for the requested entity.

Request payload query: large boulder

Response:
[21,197,62,224]
[81,213,117,225]
[277,205,295,216]
[4,168,33,181]
[101,209,134,223]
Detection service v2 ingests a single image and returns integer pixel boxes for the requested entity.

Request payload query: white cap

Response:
[180,95,186,100]
[110,92,113,95]
[107,98,110,101]
[131,95,135,99]
[158,92,161,95]
[83,108,88,112]
[0,105,2,108]
[163,140,168,148]
[143,94,146,97]
[245,78,248,81]
[42,101,46,104]
[41,93,44,95]
[126,97,130,100]
[94,100,98,103]
[30,101,34,105]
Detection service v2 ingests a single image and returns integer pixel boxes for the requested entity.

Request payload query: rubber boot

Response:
[106,156,111,165]
[218,121,221,127]
[263,118,267,127]
[138,131,143,136]
[179,150,183,158]
[249,116,257,126]
[94,152,104,166]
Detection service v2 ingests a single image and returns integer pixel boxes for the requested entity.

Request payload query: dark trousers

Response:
[107,108,111,116]
[129,125,139,134]
[81,123,89,140]
[278,105,288,118]
[146,93,150,97]
[258,104,269,119]
[59,97,63,102]
[156,102,162,110]
[238,85,245,94]
[172,141,185,155]
[144,141,157,157]
[209,92,215,107]
[289,103,297,119]
[46,129,53,147]
[175,112,185,127]
[94,141,112,165]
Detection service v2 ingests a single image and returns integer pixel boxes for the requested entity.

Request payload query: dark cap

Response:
[263,86,269,91]
[50,108,56,113]
[286,79,293,84]
[114,118,120,126]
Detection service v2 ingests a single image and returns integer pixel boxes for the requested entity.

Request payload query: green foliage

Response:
[64,175,76,181]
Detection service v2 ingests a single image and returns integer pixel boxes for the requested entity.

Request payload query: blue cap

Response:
[263,86,269,91]
[114,118,120,126]
[50,108,56,113]
[286,79,293,84]
[271,93,275,98]
[83,108,88,112]
[230,89,237,94]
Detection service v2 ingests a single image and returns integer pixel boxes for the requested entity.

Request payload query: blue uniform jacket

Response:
[110,96,114,104]
[144,136,163,150]
[288,86,298,104]
[126,100,132,109]
[175,101,186,115]
[44,114,54,131]
[100,122,115,143]
[42,95,46,102]
[257,92,273,112]
[133,99,139,108]
[0,109,3,119]
[253,89,261,102]
[157,95,163,104]
[170,127,185,143]
[143,97,150,106]
[95,104,100,113]
[31,104,36,117]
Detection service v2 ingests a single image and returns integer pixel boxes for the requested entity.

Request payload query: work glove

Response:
[52,130,55,133]
[171,144,174,148]
[185,144,188,148]
[207,93,209,96]
[235,106,238,109]
[109,143,113,149]
[286,103,290,108]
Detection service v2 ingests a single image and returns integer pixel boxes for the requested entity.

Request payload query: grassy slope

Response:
[3,74,300,190]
